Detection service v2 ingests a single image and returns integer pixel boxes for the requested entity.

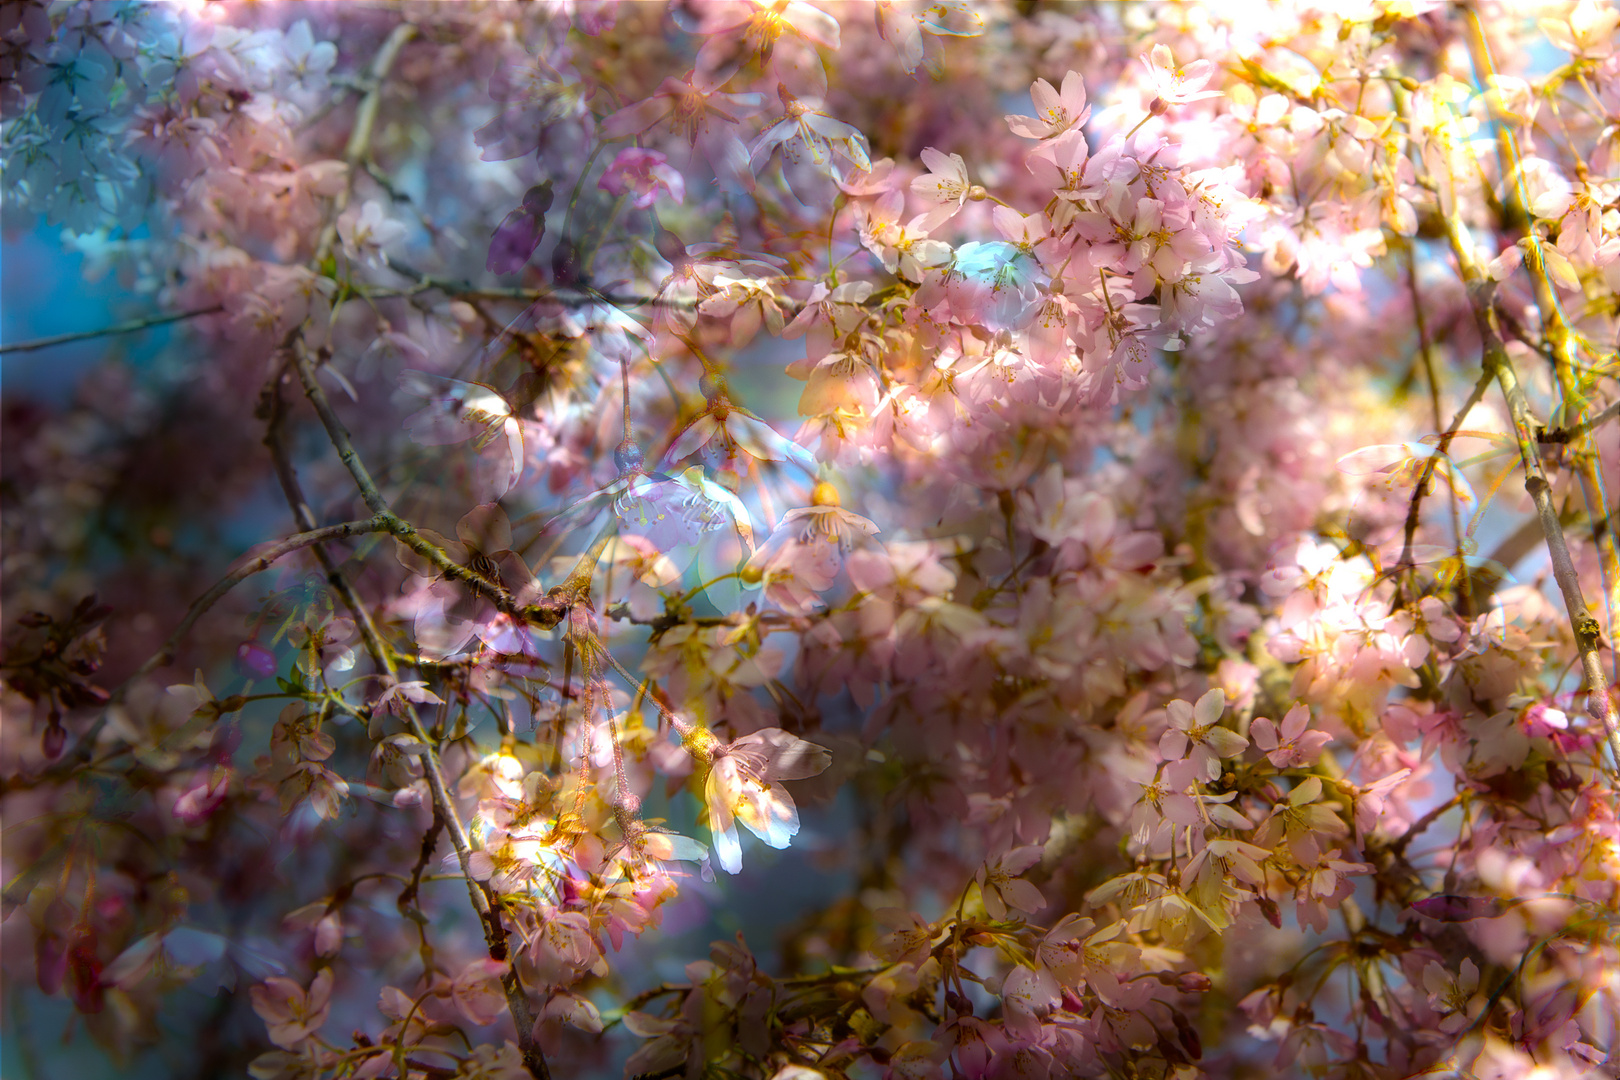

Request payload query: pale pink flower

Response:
[748,90,870,181]
[875,0,983,76]
[910,147,971,229]
[597,147,685,209]
[1250,703,1332,768]
[336,200,404,270]
[1540,0,1618,58]
[1006,71,1092,140]
[871,907,934,966]
[684,726,832,874]
[451,958,510,1026]
[976,844,1046,920]
[1158,688,1248,781]
[1141,44,1221,107]
[250,969,333,1050]
[664,376,816,473]
[1422,958,1482,1033]
[599,69,763,143]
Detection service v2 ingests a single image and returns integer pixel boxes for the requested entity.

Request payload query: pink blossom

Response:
[250,970,333,1050]
[1141,44,1221,107]
[684,726,832,874]
[1250,703,1332,768]
[597,147,685,209]
[1006,71,1091,140]
[1158,688,1247,781]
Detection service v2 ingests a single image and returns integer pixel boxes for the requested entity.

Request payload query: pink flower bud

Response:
[236,640,277,680]
[42,720,66,759]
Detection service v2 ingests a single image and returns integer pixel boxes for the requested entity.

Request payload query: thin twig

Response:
[1397,61,1620,770]
[286,338,572,629]
[0,305,223,355]
[262,367,394,673]
[1463,5,1620,687]
[1394,368,1493,584]
[1472,278,1619,765]
[312,21,418,267]
[288,21,553,1078]
[120,516,389,688]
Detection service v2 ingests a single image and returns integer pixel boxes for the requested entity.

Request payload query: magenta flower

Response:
[597,147,685,209]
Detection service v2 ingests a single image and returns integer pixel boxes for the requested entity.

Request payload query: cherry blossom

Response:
[1157,688,1248,781]
[597,147,684,209]
[9,6,1620,1079]
[683,726,832,874]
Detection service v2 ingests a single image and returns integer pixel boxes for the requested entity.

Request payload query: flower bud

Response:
[236,639,277,680]
[42,720,66,759]
[811,481,841,507]
[614,438,645,474]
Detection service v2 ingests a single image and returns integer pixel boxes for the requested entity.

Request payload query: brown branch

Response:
[1462,5,1620,729]
[0,305,224,356]
[120,516,389,688]
[286,20,554,1078]
[1394,366,1493,585]
[1394,52,1620,769]
[286,338,572,629]
[261,369,394,673]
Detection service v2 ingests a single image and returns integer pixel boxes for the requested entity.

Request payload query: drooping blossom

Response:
[682,726,832,874]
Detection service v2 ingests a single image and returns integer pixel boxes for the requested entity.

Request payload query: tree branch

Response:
[285,338,571,629]
[121,516,390,688]
[312,21,418,267]
[0,305,223,355]
[286,20,554,1078]
[1462,3,1620,708]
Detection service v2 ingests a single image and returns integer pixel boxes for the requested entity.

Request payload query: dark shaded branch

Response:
[121,516,389,688]
[0,305,223,355]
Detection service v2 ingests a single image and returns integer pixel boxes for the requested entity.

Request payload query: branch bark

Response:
[121,516,389,689]
[0,305,224,355]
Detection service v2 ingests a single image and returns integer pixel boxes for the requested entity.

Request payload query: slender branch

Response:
[0,305,223,355]
[1386,795,1462,858]
[262,367,394,672]
[270,359,553,1079]
[1474,281,1619,763]
[1463,5,1620,680]
[313,21,418,267]
[1398,59,1620,768]
[287,22,553,1078]
[380,255,698,309]
[121,516,389,688]
[1394,367,1493,583]
[286,339,572,628]
[1541,398,1620,445]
